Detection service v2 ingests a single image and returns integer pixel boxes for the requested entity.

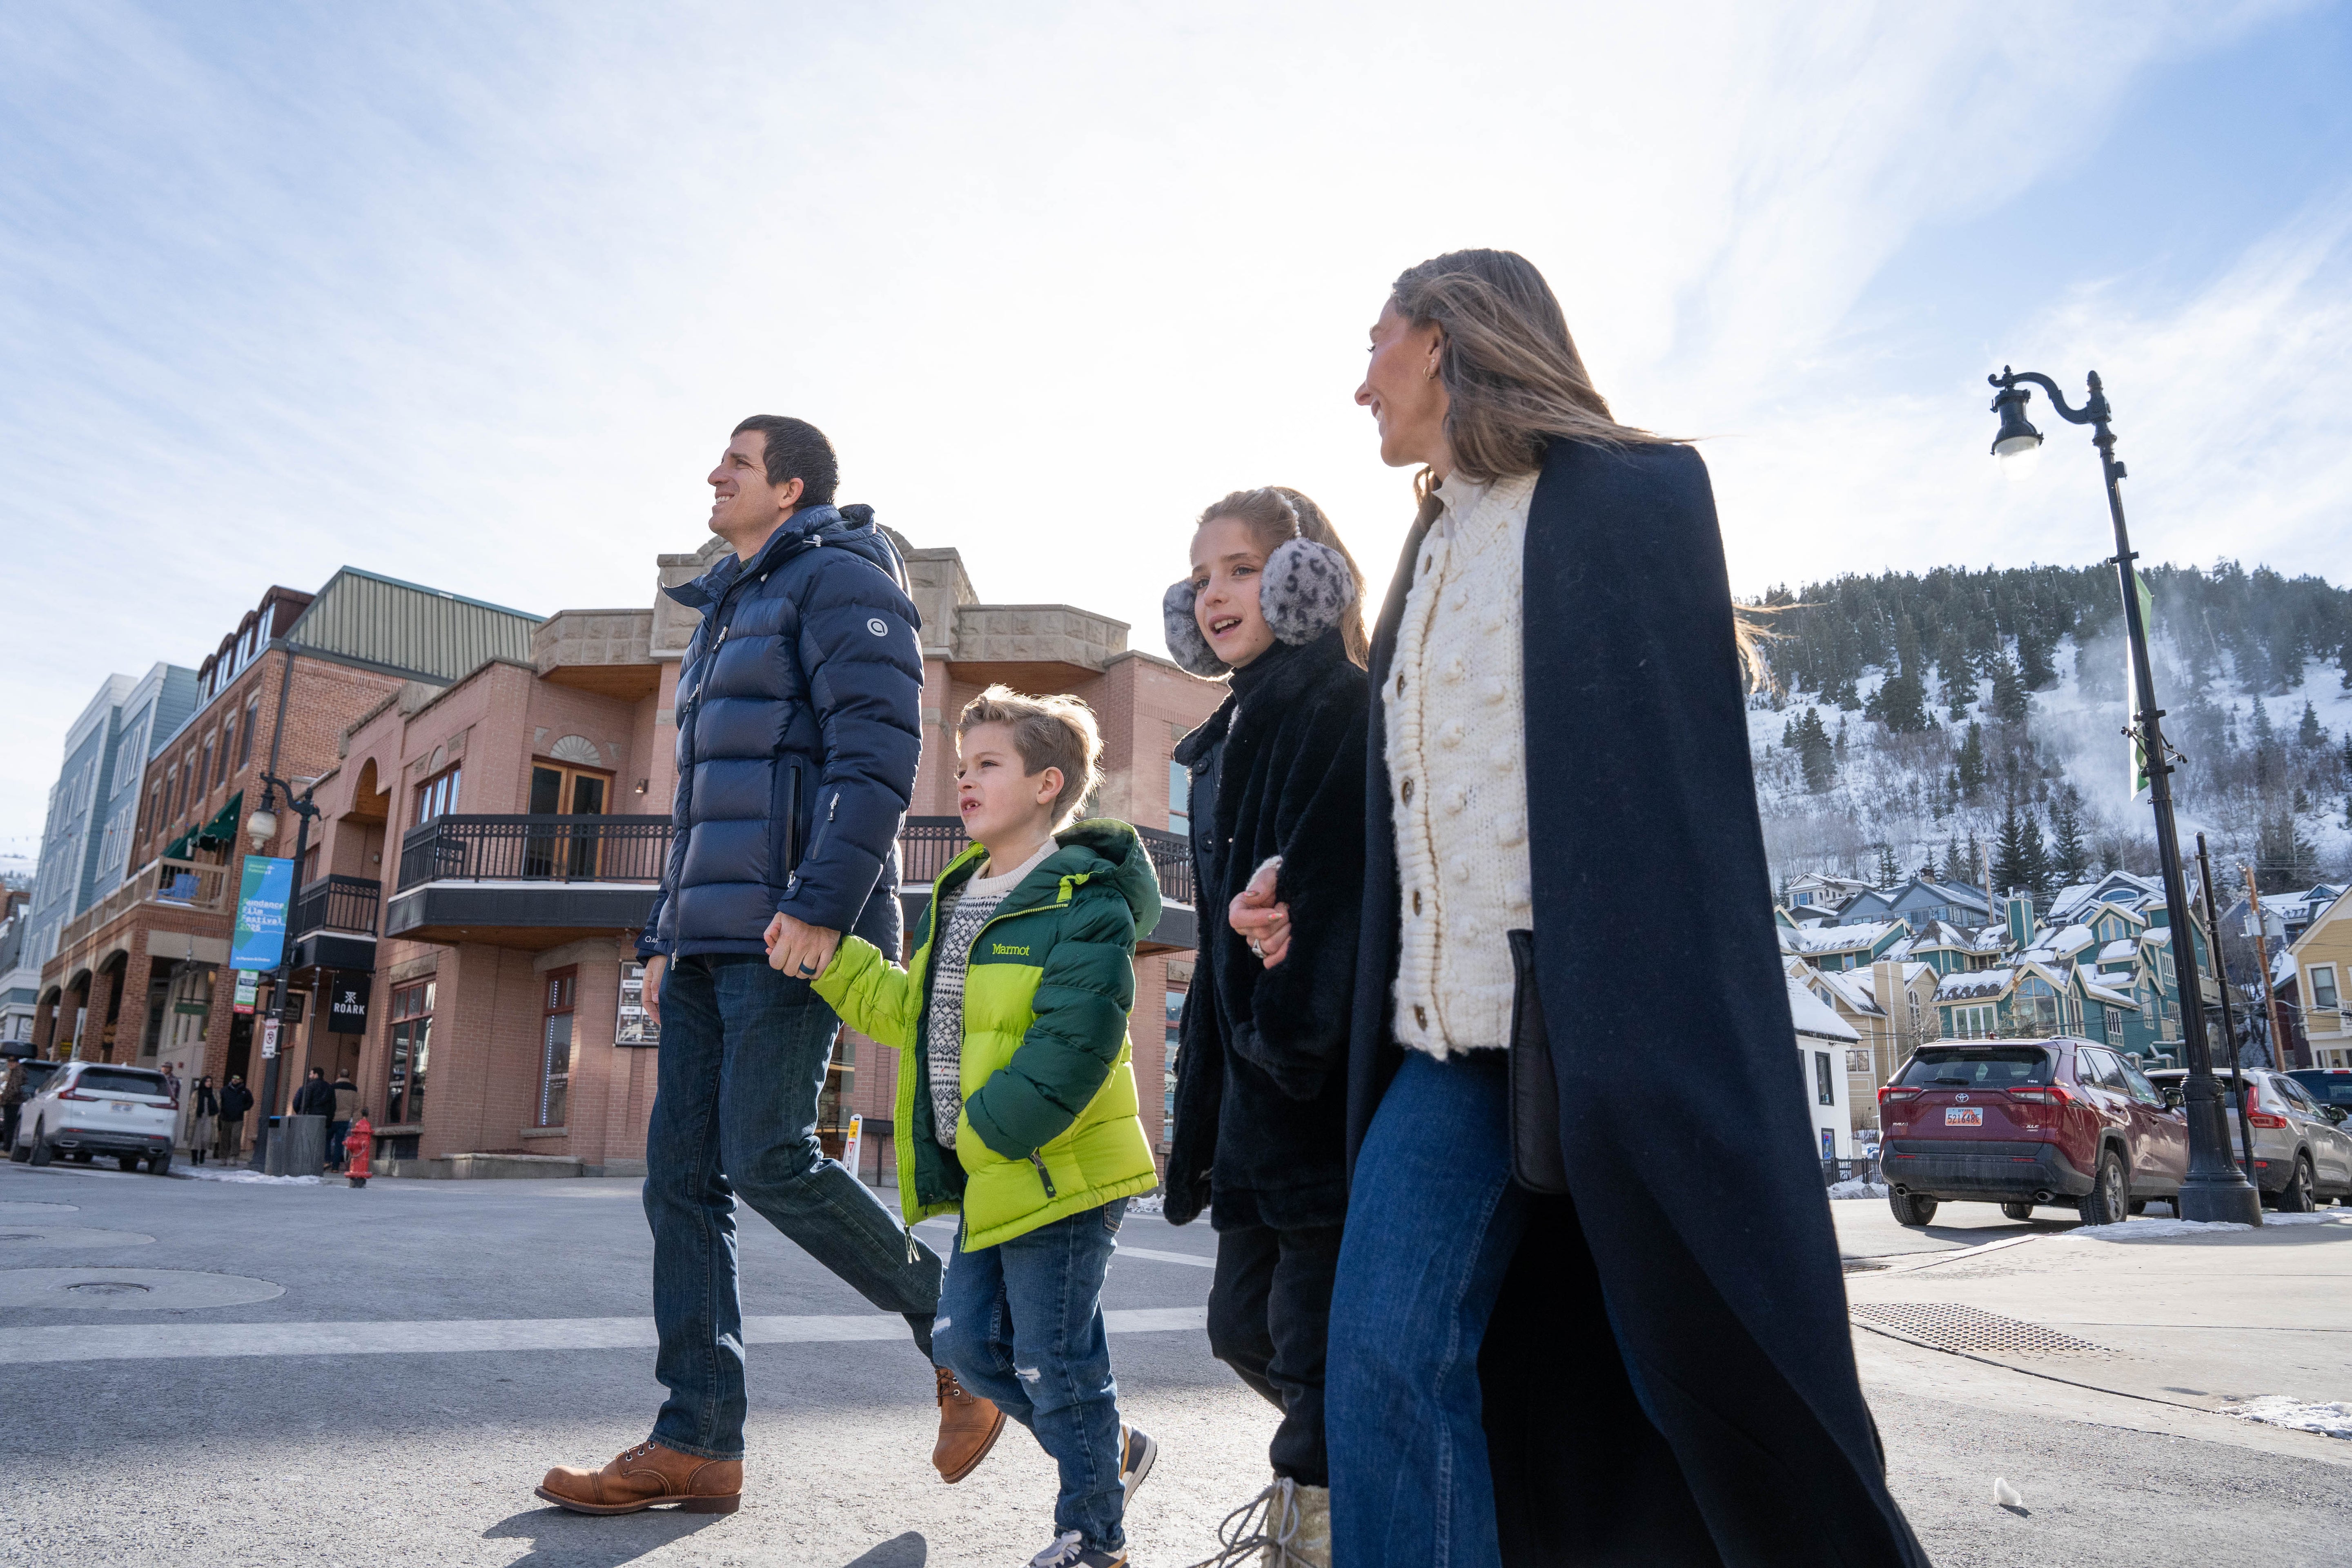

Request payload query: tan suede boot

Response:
[933,1365,1007,1483]
[536,1439,742,1515]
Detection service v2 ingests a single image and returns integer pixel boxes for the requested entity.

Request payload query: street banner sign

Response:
[260,1018,281,1059]
[233,971,258,1015]
[232,856,295,972]
[327,971,372,1035]
[2127,570,2156,801]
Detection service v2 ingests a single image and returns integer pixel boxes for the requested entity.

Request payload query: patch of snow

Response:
[1827,1179,1890,1199]
[2063,1213,2352,1241]
[176,1166,323,1186]
[2225,1397,2352,1440]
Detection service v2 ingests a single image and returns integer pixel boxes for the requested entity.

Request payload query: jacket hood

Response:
[666,502,908,610]
[1045,819,1164,941]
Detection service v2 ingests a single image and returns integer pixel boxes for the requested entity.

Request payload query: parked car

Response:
[2148,1067,2352,1212]
[2288,1068,2352,1123]
[1878,1037,2188,1227]
[9,1062,177,1174]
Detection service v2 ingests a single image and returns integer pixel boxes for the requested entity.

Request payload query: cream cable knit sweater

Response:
[1383,468,1538,1056]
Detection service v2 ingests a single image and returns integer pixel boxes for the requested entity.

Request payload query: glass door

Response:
[524,764,612,878]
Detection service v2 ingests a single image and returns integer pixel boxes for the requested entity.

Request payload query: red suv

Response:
[1878,1037,2188,1227]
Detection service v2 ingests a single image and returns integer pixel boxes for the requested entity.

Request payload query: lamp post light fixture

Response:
[1983,365,2261,1225]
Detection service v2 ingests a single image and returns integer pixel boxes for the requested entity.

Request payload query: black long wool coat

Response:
[1167,629,1368,1231]
[1346,440,1929,1568]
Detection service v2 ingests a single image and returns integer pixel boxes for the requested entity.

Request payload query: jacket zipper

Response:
[958,877,1074,1203]
[1028,1152,1058,1198]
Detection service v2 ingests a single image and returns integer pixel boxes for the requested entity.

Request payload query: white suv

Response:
[13,1063,178,1174]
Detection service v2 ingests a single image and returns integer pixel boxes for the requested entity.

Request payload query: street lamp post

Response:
[247,774,320,1174]
[1984,366,2261,1225]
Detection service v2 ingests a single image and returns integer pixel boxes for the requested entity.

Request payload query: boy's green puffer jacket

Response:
[813,818,1162,1249]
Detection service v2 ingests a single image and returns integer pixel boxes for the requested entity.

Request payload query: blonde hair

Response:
[1389,248,1674,488]
[958,685,1103,829]
[1194,486,1371,668]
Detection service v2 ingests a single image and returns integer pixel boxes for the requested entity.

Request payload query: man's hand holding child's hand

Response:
[765,912,843,980]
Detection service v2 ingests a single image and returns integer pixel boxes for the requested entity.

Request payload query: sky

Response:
[4,0,2349,860]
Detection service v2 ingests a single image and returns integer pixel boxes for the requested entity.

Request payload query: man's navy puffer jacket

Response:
[638,503,922,961]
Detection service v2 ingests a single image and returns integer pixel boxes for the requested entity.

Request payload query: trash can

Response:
[267,1114,330,1176]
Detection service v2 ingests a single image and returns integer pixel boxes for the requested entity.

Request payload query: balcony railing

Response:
[291,875,381,938]
[901,817,1195,907]
[398,815,675,890]
[53,855,229,954]
[395,813,1197,909]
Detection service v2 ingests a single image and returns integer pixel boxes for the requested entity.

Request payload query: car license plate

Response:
[1944,1107,1983,1127]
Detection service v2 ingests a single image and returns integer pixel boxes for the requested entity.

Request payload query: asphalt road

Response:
[2,1163,2347,1567]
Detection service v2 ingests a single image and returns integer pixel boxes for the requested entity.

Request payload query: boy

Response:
[796,685,1163,1568]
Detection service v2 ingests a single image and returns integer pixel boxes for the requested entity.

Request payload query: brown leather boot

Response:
[536,1439,742,1515]
[933,1365,1007,1483]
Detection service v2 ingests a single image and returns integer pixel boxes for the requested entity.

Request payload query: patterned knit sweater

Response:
[1383,468,1538,1056]
[924,839,1057,1147]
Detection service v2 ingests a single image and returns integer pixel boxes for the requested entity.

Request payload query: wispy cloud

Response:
[0,0,2336,847]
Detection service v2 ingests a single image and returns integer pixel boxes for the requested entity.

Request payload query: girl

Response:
[1162,487,1368,1568]
[1254,250,1929,1566]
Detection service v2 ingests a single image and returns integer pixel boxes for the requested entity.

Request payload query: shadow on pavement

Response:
[483,1507,722,1566]
[843,1532,929,1566]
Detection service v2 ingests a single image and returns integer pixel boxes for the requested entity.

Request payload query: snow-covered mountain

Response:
[1746,563,2352,899]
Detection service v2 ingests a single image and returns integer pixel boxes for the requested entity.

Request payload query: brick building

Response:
[32,572,540,1132]
[292,529,1222,1182]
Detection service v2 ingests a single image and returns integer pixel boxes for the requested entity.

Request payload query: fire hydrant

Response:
[345,1115,374,1188]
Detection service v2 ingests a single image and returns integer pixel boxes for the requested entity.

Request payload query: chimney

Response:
[2006,893,2034,951]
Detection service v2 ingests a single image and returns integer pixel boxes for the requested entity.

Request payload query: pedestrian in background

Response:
[1238,248,1928,1566]
[188,1076,219,1166]
[538,415,974,1519]
[291,1067,336,1169]
[1161,486,1370,1568]
[216,1075,253,1162]
[0,1054,25,1156]
[330,1069,359,1171]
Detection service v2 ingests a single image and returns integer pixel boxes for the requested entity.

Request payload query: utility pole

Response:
[2242,868,2292,1071]
[2197,835,2258,1187]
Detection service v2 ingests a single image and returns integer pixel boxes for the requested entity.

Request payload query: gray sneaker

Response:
[1029,1529,1126,1568]
[1118,1423,1158,1503]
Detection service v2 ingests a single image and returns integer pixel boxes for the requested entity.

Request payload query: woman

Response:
[1161,487,1368,1568]
[187,1075,218,1167]
[1259,251,1928,1566]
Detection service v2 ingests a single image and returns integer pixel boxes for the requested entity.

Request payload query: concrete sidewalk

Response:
[1849,1209,2352,1465]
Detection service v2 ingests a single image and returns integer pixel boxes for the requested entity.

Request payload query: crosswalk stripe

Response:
[0,1305,1209,1365]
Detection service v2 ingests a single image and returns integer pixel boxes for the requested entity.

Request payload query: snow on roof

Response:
[1783,919,1904,954]
[1936,968,2015,1002]
[2078,969,2137,1008]
[2097,939,2140,965]
[1787,978,1860,1042]
[1813,967,1886,1015]
[2276,946,2299,987]
[2045,883,2100,921]
[2046,923,2093,956]
[2143,925,2173,946]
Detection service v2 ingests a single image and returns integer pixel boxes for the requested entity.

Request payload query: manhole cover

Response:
[1851,1302,2112,1357]
[0,1268,284,1310]
[0,1227,154,1250]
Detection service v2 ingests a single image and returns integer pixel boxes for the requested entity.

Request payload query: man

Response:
[216,1074,253,1162]
[0,1051,26,1156]
[538,416,1000,1518]
[329,1069,360,1172]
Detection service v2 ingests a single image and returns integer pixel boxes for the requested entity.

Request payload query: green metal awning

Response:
[194,791,244,852]
[161,830,194,862]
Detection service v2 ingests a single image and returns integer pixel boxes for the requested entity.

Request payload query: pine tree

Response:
[1789,707,1835,792]
[1955,720,1988,801]
[1942,835,1966,883]
[1876,842,1901,885]
[2019,810,2054,904]
[2256,809,2319,894]
[2251,695,2274,750]
[1966,831,1983,887]
[2018,628,2057,691]
[1937,628,1974,720]
[1865,670,1929,733]
[1989,653,2029,724]
[2049,786,2092,888]
[1991,802,2031,898]
[2297,698,2325,750]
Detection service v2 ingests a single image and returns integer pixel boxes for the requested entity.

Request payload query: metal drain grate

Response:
[1851,1302,2111,1357]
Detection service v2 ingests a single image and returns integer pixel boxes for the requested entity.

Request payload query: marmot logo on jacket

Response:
[991,943,1031,956]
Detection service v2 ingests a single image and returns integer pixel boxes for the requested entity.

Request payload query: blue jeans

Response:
[934,1198,1130,1552]
[1327,1051,1530,1568]
[646,953,943,1460]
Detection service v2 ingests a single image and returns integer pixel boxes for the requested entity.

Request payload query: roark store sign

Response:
[327,971,372,1035]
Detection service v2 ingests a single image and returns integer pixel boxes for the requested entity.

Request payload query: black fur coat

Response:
[1166,628,1367,1230]
[1347,441,1928,1567]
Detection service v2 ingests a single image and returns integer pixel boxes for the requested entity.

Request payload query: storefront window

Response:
[817,1036,856,1160]
[539,969,576,1128]
[387,980,433,1125]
